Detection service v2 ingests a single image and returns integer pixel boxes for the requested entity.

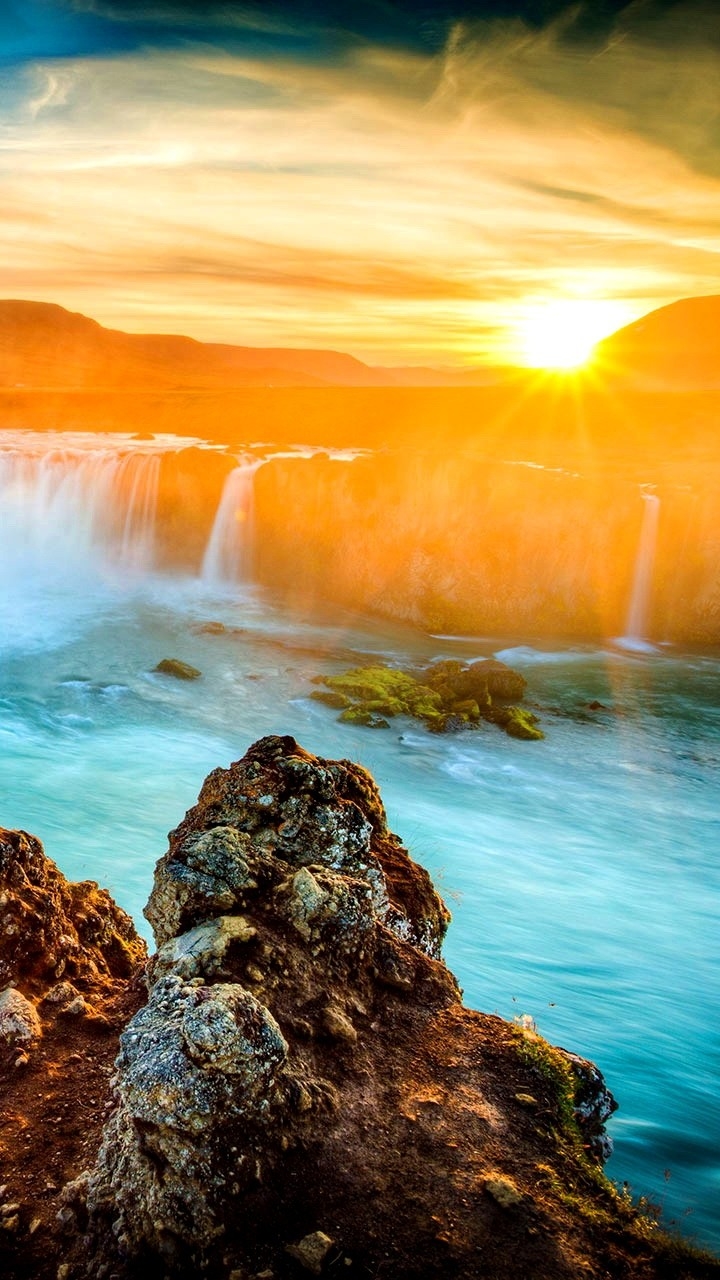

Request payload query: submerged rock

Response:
[153,657,202,680]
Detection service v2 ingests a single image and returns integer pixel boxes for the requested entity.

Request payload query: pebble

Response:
[485,1176,524,1208]
[60,995,87,1017]
[321,1005,357,1044]
[285,1231,334,1275]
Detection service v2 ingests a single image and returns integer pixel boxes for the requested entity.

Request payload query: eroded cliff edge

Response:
[1,737,718,1280]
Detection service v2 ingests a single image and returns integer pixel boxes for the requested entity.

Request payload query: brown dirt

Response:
[0,976,146,1280]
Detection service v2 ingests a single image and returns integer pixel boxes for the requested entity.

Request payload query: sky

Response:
[1,0,720,365]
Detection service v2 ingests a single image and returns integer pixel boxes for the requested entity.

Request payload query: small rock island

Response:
[1,737,718,1279]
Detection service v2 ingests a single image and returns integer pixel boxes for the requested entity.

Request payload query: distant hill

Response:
[0,300,505,390]
[594,295,720,388]
[4,296,717,392]
[0,300,389,389]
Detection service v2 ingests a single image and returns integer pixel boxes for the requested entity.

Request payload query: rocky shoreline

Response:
[1,737,718,1279]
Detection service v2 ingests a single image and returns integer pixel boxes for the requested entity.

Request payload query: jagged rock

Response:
[285,1230,334,1273]
[68,735,630,1280]
[0,829,147,1280]
[2,744,720,1278]
[0,988,41,1047]
[0,827,145,1001]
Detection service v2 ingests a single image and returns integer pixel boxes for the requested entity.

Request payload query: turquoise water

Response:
[1,434,718,1252]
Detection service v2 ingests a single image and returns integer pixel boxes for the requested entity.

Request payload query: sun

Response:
[515,299,632,370]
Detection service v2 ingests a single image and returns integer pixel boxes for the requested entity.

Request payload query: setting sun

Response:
[516,300,634,370]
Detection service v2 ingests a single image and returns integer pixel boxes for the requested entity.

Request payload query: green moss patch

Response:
[311,659,543,740]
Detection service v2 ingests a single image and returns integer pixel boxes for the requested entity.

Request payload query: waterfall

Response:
[623,490,660,648]
[201,460,260,586]
[0,445,160,576]
[0,439,162,653]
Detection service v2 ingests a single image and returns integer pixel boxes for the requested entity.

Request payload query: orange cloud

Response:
[1,15,719,363]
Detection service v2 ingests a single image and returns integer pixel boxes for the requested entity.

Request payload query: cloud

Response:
[1,8,720,362]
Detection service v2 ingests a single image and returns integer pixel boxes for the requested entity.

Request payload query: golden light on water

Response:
[515,300,636,371]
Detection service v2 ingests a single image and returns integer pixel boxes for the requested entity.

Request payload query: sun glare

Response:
[516,300,632,370]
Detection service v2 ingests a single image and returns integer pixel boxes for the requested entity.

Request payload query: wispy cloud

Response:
[1,9,720,362]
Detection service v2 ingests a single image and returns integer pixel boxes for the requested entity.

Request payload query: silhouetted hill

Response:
[4,295,719,392]
[0,300,510,390]
[0,300,393,389]
[595,295,720,388]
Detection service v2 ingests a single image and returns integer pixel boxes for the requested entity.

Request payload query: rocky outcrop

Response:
[3,748,719,1279]
[0,828,147,1280]
[0,827,145,1011]
[57,734,677,1280]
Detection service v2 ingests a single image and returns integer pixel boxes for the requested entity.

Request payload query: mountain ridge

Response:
[2,294,719,389]
[0,299,506,390]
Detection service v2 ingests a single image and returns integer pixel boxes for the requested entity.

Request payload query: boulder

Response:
[71,736,622,1280]
[153,657,202,680]
[0,988,41,1048]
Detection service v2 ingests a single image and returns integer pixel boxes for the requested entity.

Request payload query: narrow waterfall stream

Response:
[201,459,260,586]
[623,490,661,648]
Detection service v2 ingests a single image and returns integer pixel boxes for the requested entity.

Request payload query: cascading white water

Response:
[0,437,162,652]
[623,490,660,648]
[0,446,160,574]
[201,460,260,586]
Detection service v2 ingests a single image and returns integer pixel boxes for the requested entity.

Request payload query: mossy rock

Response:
[421,660,491,709]
[310,690,350,710]
[450,698,482,722]
[339,707,389,729]
[483,704,543,740]
[154,657,202,681]
[467,659,527,701]
[315,661,542,741]
[325,666,442,720]
[504,708,544,740]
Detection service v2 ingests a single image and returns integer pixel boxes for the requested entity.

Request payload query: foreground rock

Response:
[0,828,147,1280]
[50,736,713,1280]
[2,749,718,1279]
